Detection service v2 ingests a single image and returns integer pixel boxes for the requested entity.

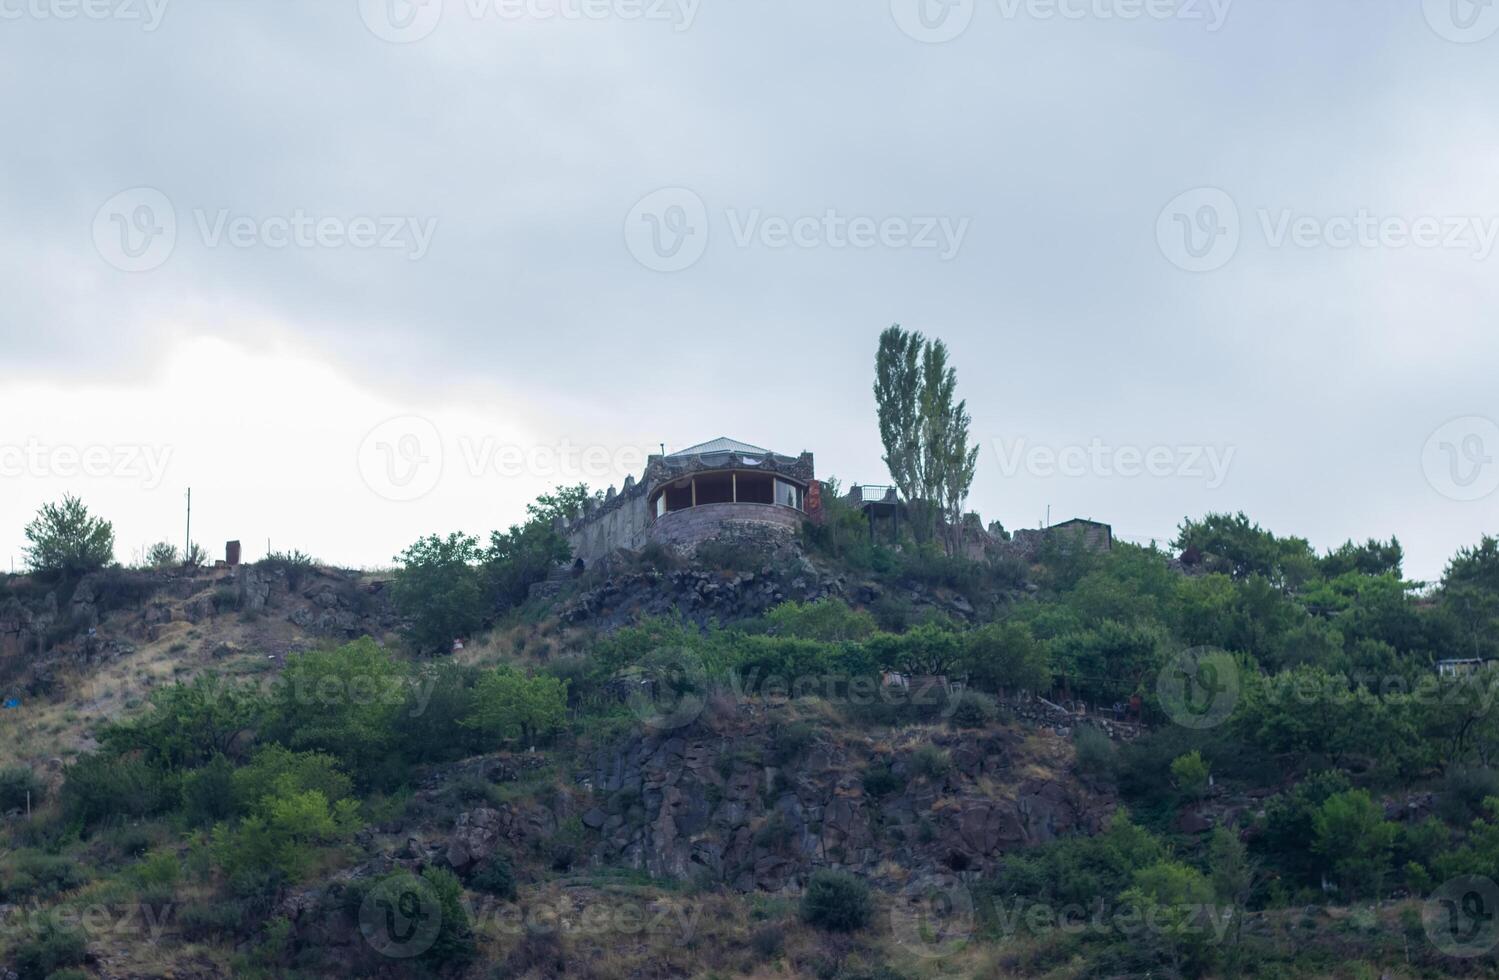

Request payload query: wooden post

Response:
[732,472,737,503]
[691,479,697,507]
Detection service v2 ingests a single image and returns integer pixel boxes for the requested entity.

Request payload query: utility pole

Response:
[185,487,192,561]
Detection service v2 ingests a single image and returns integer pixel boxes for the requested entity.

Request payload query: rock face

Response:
[558,558,991,632]
[569,717,1112,893]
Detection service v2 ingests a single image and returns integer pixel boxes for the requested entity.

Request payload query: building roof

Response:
[668,437,773,458]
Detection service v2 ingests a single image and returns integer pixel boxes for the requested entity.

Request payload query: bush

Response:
[1073,725,1118,782]
[10,919,87,979]
[2,852,88,901]
[770,722,817,765]
[946,690,997,728]
[60,753,175,828]
[0,765,42,812]
[862,763,903,797]
[469,853,517,899]
[22,494,114,580]
[799,870,873,932]
[908,745,951,780]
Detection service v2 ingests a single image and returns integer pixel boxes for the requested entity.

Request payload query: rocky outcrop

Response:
[558,558,991,631]
[563,717,1112,893]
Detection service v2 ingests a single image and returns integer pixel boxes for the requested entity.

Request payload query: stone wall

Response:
[646,502,803,557]
[568,488,651,562]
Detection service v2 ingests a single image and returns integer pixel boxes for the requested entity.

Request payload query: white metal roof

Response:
[667,437,773,458]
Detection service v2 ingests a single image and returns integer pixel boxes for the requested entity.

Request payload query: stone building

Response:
[564,438,818,562]
[1012,517,1113,555]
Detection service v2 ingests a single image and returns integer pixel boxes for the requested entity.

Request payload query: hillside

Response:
[3,511,1499,979]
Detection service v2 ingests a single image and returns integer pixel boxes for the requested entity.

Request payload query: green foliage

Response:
[261,637,406,784]
[1169,750,1210,801]
[946,690,997,728]
[1118,859,1219,976]
[1311,789,1397,899]
[22,493,114,579]
[469,853,517,899]
[961,621,1049,692]
[390,532,485,654]
[0,765,42,812]
[232,745,354,813]
[873,325,978,551]
[181,753,238,825]
[799,869,873,932]
[908,744,951,779]
[1,851,88,902]
[1049,620,1165,704]
[985,809,1164,908]
[9,917,87,979]
[463,667,568,745]
[484,517,571,614]
[211,788,361,880]
[145,540,179,567]
[60,752,176,828]
[764,598,876,642]
[1073,725,1118,783]
[101,675,260,770]
[1174,511,1316,587]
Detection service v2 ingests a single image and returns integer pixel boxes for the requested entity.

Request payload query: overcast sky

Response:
[2,0,1496,582]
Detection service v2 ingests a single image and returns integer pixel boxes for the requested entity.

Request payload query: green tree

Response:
[1170,750,1211,802]
[799,870,873,932]
[874,324,926,517]
[961,621,1049,692]
[263,637,407,784]
[100,675,261,770]
[1311,789,1397,899]
[145,540,179,568]
[391,532,485,654]
[22,494,114,578]
[873,325,978,553]
[463,667,569,745]
[919,336,979,554]
[1119,860,1219,977]
[483,519,570,613]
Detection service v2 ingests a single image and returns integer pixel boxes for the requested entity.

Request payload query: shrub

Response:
[770,722,817,765]
[0,765,42,812]
[1073,725,1118,782]
[908,745,951,780]
[946,690,997,728]
[463,667,569,746]
[799,870,873,932]
[2,852,88,901]
[862,763,903,797]
[22,494,114,579]
[469,853,517,899]
[10,919,87,979]
[390,532,486,654]
[181,754,238,825]
[60,753,175,828]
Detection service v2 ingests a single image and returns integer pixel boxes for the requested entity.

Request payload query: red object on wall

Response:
[805,480,824,524]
